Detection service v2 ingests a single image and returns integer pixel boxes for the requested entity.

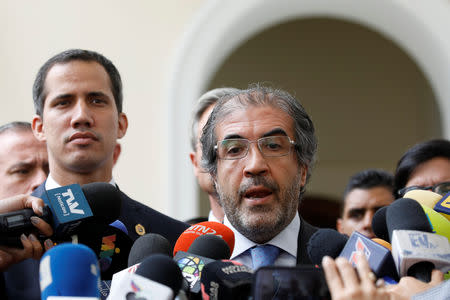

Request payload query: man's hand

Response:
[322,253,390,300]
[386,269,444,300]
[0,194,54,271]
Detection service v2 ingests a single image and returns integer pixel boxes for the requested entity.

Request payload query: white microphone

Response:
[391,230,450,281]
[107,272,173,300]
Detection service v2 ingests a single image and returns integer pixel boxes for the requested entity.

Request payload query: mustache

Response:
[63,129,101,143]
[238,176,279,197]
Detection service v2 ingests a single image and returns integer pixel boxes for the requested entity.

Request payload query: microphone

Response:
[434,192,450,221]
[339,231,398,280]
[174,235,232,295]
[39,243,100,299]
[385,198,450,282]
[404,189,450,224]
[107,234,172,299]
[75,222,133,280]
[306,228,349,265]
[128,233,172,267]
[108,254,183,300]
[187,234,231,260]
[200,260,253,300]
[386,198,433,242]
[0,182,122,247]
[372,206,389,241]
[173,221,234,256]
[391,229,450,282]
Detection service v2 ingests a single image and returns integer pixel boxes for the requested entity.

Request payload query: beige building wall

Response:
[1,0,449,221]
[0,0,204,214]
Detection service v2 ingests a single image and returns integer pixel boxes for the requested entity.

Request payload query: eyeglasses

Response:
[215,136,296,160]
[397,181,450,197]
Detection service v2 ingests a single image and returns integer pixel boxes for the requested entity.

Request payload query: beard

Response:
[217,173,302,244]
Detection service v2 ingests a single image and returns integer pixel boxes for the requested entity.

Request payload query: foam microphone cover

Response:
[386,198,433,242]
[372,206,389,241]
[77,222,133,280]
[306,228,348,265]
[128,233,172,267]
[201,260,253,300]
[173,221,235,256]
[136,254,183,296]
[39,243,100,299]
[187,234,230,260]
[404,190,442,209]
[82,182,122,224]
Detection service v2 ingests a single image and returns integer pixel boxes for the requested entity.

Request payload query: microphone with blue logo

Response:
[0,182,121,247]
[39,243,100,299]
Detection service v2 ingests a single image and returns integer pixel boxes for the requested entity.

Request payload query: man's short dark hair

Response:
[394,139,450,196]
[190,87,240,150]
[0,121,32,136]
[200,84,317,196]
[341,169,394,216]
[33,49,123,117]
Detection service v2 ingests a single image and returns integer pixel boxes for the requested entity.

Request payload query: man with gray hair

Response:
[200,84,318,269]
[189,87,239,223]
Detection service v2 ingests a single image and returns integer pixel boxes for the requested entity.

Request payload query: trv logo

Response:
[57,188,85,215]
[63,188,85,214]
[408,233,437,249]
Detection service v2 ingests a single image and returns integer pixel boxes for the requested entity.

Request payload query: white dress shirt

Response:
[207,210,222,223]
[45,173,116,189]
[224,212,300,269]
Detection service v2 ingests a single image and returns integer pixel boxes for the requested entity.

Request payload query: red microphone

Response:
[173,221,234,256]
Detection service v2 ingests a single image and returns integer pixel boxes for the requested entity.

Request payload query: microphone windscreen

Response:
[136,254,183,295]
[77,223,133,280]
[372,238,392,251]
[173,221,234,256]
[201,260,253,300]
[128,233,172,267]
[82,182,122,224]
[306,228,348,265]
[372,206,389,241]
[187,234,230,260]
[39,243,100,299]
[386,198,433,242]
[109,220,128,235]
[404,190,442,209]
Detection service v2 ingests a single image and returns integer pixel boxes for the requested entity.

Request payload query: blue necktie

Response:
[250,244,280,270]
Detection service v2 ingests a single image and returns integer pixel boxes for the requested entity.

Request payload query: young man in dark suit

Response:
[200,85,318,269]
[3,49,188,299]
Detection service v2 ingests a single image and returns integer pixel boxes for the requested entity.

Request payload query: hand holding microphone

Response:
[0,194,53,271]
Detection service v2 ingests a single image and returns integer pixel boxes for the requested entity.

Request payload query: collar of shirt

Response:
[208,210,222,223]
[224,211,300,260]
[45,173,116,190]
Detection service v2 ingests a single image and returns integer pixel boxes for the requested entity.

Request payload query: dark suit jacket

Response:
[2,181,189,300]
[296,217,318,264]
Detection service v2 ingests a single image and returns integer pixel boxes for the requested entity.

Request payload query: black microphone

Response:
[187,234,231,260]
[372,206,389,241]
[200,260,253,300]
[0,182,122,247]
[128,233,172,267]
[385,198,433,242]
[74,221,133,280]
[307,228,348,265]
